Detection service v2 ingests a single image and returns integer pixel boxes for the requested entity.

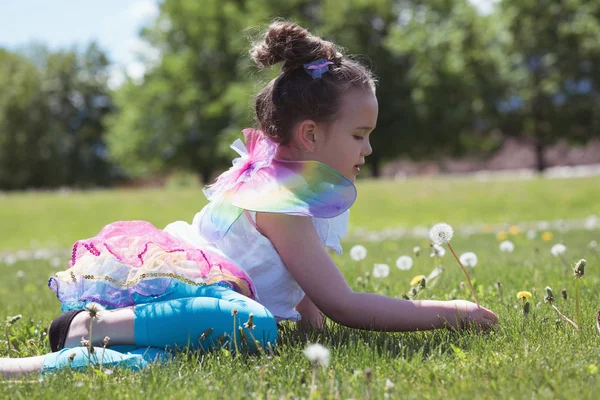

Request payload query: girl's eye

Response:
[353,135,364,140]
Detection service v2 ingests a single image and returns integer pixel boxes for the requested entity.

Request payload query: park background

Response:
[1,1,600,399]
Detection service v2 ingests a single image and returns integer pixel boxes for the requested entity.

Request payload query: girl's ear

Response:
[296,119,318,152]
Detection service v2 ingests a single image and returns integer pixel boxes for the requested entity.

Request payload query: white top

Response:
[164,207,350,322]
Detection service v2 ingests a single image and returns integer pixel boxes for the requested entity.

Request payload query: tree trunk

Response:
[534,135,545,172]
[369,154,381,178]
[200,167,212,185]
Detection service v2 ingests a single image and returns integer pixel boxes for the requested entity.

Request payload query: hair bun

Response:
[250,21,339,71]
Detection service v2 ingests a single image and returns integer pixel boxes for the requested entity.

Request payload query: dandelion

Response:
[3,254,16,265]
[544,286,555,303]
[85,302,105,321]
[541,231,553,241]
[573,259,586,327]
[395,256,413,271]
[4,314,22,353]
[499,240,515,253]
[413,246,421,257]
[551,244,567,257]
[517,291,532,318]
[526,230,537,240]
[430,244,446,258]
[429,223,454,245]
[496,231,508,241]
[585,215,598,230]
[304,343,330,398]
[573,258,586,278]
[590,240,598,249]
[16,270,25,279]
[517,291,532,301]
[350,245,367,262]
[459,252,478,268]
[410,275,427,287]
[508,225,520,235]
[372,263,390,278]
[243,314,255,330]
[80,338,90,347]
[429,222,478,306]
[304,343,330,367]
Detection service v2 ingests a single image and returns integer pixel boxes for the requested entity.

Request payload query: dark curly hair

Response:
[250,21,376,145]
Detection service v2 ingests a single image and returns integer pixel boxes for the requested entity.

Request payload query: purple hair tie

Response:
[303,58,334,79]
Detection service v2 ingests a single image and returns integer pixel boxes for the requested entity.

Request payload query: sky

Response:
[0,0,160,88]
[0,0,499,89]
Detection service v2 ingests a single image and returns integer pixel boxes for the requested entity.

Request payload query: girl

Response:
[0,21,497,377]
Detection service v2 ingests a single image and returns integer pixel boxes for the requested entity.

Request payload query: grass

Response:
[1,176,599,399]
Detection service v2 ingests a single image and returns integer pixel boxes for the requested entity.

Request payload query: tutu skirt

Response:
[48,221,256,311]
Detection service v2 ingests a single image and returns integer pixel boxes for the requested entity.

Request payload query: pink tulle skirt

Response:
[48,221,256,311]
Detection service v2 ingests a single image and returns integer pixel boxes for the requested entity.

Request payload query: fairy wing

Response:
[197,159,356,243]
[230,159,356,217]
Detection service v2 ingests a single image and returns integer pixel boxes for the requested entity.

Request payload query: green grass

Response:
[1,176,600,252]
[1,177,599,399]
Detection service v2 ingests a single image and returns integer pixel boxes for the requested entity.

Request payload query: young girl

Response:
[0,21,497,377]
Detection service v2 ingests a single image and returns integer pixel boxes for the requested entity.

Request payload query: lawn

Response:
[1,176,599,399]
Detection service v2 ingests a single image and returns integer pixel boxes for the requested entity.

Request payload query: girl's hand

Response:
[444,300,498,330]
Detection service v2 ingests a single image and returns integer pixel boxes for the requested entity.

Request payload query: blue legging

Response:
[42,285,278,373]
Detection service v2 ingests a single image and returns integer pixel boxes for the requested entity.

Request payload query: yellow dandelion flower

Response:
[482,224,492,233]
[516,291,532,300]
[541,231,553,241]
[410,275,426,286]
[496,231,508,241]
[508,225,520,235]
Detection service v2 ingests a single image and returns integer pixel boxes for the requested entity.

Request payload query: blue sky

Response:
[0,0,160,87]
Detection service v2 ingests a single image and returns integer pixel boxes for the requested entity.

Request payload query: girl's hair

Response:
[250,21,376,145]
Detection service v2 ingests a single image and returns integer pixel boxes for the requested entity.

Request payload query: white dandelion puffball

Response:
[589,240,598,249]
[499,240,515,253]
[350,245,367,261]
[526,230,537,240]
[430,244,446,258]
[584,215,598,230]
[304,343,330,367]
[372,263,390,278]
[429,223,454,245]
[550,243,567,257]
[395,255,414,271]
[459,252,478,268]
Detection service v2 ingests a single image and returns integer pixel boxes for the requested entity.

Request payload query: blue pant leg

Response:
[133,286,277,352]
[41,345,168,373]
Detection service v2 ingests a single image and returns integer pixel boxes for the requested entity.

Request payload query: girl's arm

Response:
[257,213,498,331]
[295,294,326,329]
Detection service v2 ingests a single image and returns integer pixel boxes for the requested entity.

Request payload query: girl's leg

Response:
[134,286,278,351]
[64,285,277,351]
[0,355,45,378]
[41,345,167,374]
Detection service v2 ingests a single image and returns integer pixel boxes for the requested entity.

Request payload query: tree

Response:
[499,0,600,171]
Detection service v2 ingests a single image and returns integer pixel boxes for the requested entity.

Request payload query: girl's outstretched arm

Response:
[257,213,498,331]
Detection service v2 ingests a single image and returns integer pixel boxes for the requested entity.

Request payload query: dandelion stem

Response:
[447,243,479,306]
[551,305,579,330]
[232,312,239,354]
[4,326,12,354]
[595,310,600,336]
[309,362,318,399]
[574,279,581,328]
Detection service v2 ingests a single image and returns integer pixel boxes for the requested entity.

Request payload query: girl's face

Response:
[312,88,378,182]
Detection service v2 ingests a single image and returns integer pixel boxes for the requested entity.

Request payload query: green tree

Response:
[0,49,49,189]
[499,0,600,171]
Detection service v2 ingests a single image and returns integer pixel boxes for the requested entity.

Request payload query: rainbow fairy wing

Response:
[197,157,356,244]
[196,194,244,243]
[230,159,356,216]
